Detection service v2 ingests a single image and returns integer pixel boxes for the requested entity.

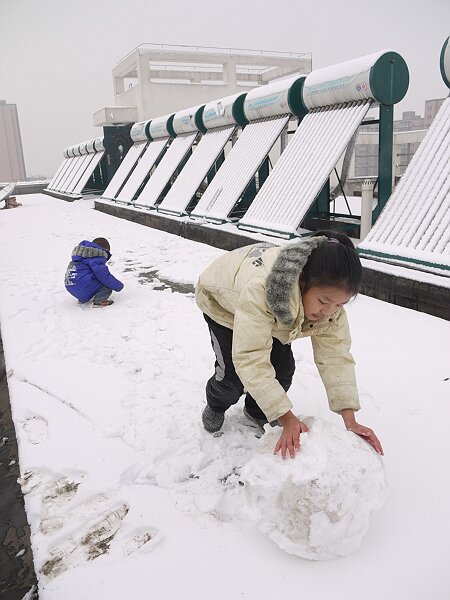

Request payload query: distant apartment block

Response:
[94,43,312,126]
[424,98,445,127]
[0,100,26,182]
[353,129,426,179]
[353,97,446,179]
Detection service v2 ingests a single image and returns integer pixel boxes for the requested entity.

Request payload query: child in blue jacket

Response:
[64,237,124,307]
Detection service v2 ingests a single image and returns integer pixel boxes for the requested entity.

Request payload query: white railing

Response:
[118,43,311,64]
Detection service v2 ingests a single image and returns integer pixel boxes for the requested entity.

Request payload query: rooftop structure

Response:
[94,43,312,126]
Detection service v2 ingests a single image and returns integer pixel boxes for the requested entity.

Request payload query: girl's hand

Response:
[341,409,384,455]
[346,423,384,455]
[274,411,309,459]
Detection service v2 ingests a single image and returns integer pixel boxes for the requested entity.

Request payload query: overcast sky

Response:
[1,0,449,178]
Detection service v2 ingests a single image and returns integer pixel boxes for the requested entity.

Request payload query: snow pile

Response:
[240,416,388,560]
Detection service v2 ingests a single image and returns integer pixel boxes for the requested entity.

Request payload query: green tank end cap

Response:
[288,77,308,118]
[166,114,177,138]
[440,37,450,89]
[195,106,207,133]
[144,120,153,141]
[370,52,409,105]
[232,93,249,126]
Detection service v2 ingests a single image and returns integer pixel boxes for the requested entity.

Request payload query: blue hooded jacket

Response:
[64,240,124,302]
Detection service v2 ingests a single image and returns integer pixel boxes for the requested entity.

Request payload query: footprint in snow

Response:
[40,504,129,580]
[21,415,48,445]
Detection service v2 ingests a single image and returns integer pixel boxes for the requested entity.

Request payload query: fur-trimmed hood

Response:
[266,236,327,325]
[71,240,110,261]
[196,236,330,331]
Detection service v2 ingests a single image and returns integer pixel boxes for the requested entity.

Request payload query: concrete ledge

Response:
[14,182,49,195]
[94,200,450,321]
[42,188,79,202]
[94,200,263,251]
[361,267,449,321]
[1,181,50,197]
[0,332,38,595]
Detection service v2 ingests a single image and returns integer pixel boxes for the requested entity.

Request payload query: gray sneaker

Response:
[202,405,225,433]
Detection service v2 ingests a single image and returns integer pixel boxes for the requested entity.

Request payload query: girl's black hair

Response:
[302,230,362,296]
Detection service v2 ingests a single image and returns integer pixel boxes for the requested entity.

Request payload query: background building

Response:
[0,100,26,182]
[349,96,446,184]
[93,43,312,126]
[424,98,445,127]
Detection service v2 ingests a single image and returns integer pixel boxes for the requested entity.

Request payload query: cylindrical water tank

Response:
[130,120,152,142]
[79,142,89,155]
[171,105,205,135]
[302,50,409,108]
[84,139,95,153]
[148,114,175,140]
[440,36,450,88]
[202,93,248,130]
[244,75,307,121]
[93,138,104,152]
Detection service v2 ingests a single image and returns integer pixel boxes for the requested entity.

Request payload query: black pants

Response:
[204,314,295,421]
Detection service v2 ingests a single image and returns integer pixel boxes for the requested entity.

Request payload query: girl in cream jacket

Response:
[196,231,383,459]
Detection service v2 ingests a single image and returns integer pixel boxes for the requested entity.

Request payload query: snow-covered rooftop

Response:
[0,194,449,599]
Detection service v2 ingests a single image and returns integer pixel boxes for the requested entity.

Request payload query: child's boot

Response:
[202,405,224,433]
[93,299,114,307]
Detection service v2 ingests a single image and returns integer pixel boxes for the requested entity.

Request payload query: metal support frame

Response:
[302,103,394,235]
[84,159,106,193]
[375,104,394,221]
[230,156,272,220]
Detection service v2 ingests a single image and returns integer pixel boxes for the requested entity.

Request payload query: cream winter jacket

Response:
[195,237,360,422]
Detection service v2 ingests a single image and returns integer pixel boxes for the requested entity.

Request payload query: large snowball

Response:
[240,416,388,560]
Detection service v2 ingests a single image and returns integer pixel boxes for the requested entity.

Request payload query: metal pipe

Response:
[360,179,374,240]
